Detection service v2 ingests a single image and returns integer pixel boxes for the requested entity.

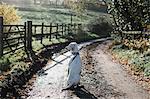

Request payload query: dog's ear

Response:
[66,43,73,50]
[65,45,70,50]
[66,42,78,51]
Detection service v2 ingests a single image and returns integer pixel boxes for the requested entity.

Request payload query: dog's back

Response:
[67,54,82,88]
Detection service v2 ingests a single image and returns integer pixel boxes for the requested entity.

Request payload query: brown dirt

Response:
[80,41,150,99]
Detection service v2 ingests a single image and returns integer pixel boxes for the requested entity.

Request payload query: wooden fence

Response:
[113,31,150,40]
[0,17,81,57]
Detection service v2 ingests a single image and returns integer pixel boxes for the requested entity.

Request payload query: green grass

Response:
[17,5,108,24]
[112,44,150,76]
[32,37,68,52]
[0,49,27,72]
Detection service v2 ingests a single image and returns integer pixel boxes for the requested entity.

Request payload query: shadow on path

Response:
[73,86,98,99]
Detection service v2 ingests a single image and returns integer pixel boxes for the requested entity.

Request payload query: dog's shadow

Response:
[72,86,98,99]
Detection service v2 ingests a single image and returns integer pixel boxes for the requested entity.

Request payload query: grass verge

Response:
[109,42,150,91]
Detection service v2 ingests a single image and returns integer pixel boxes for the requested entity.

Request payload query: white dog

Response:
[63,42,82,90]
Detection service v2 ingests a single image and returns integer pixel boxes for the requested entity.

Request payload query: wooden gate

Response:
[0,17,26,57]
[0,16,82,57]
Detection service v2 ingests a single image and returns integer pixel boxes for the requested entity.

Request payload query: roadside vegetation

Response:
[110,35,150,76]
[108,0,150,78]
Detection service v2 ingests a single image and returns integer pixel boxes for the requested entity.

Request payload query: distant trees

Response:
[63,0,86,17]
[0,0,33,7]
[34,0,36,4]
[64,0,107,16]
[33,0,42,4]
[107,0,150,31]
[64,0,150,31]
[55,0,60,5]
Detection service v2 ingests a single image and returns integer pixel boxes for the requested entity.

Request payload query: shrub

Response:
[63,0,72,8]
[87,16,113,38]
[0,3,20,24]
[144,62,150,76]
[122,38,149,52]
[0,57,11,71]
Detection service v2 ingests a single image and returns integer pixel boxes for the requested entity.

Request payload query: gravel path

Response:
[26,39,150,99]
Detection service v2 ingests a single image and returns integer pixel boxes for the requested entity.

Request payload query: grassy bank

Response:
[110,41,150,77]
[109,42,150,91]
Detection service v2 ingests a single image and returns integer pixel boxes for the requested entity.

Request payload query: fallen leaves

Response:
[110,44,150,94]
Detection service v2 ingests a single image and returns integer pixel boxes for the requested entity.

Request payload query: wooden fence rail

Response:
[0,17,81,57]
[113,31,150,40]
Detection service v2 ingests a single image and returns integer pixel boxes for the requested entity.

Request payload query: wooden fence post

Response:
[62,23,64,36]
[76,23,78,34]
[34,26,36,34]
[41,22,44,44]
[71,23,73,32]
[24,22,27,52]
[49,23,52,41]
[64,24,66,35]
[68,24,70,34]
[56,23,58,39]
[0,17,3,57]
[78,24,82,34]
[73,23,76,34]
[27,21,32,51]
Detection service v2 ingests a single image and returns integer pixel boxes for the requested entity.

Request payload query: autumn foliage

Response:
[0,3,20,24]
[123,38,149,52]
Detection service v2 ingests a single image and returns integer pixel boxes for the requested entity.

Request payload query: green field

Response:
[1,5,107,71]
[17,5,109,24]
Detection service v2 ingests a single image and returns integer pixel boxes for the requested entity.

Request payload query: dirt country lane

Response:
[25,39,150,99]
